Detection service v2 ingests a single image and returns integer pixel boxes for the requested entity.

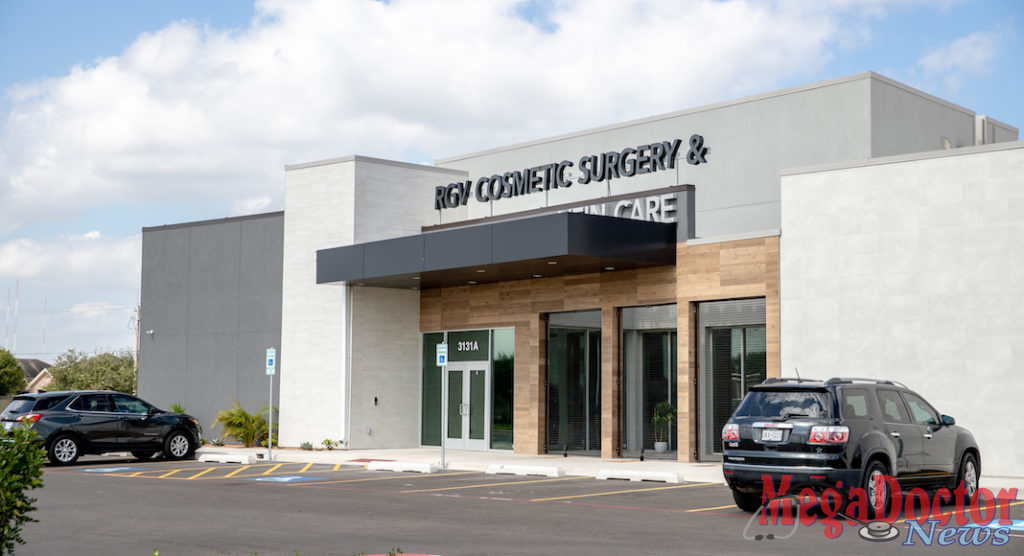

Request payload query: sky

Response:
[0,0,1021,361]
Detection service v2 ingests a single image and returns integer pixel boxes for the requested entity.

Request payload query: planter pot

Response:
[654,441,668,453]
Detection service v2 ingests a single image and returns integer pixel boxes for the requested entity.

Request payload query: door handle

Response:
[923,433,932,439]
[890,431,901,437]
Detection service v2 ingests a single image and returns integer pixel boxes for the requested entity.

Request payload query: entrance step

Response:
[596,469,682,483]
[485,464,565,478]
[366,461,438,474]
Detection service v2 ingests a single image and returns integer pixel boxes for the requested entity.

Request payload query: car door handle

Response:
[890,431,901,437]
[923,433,932,439]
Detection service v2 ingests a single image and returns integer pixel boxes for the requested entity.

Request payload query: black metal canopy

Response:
[316,212,676,289]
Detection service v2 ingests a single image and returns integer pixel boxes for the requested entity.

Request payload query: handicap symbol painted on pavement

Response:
[81,467,147,473]
[243,475,325,483]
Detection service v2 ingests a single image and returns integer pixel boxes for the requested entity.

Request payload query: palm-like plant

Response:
[211,400,273,447]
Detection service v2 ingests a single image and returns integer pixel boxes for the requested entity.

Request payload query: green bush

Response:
[48,349,135,393]
[300,441,313,451]
[169,402,187,414]
[0,424,45,554]
[211,400,276,448]
[0,349,25,396]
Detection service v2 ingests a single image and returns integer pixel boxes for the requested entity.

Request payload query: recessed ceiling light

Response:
[547,261,558,265]
[468,280,477,285]
[412,276,421,280]
[410,286,418,290]
[476,269,486,273]
[604,266,615,271]
[532,274,542,278]
[356,283,365,286]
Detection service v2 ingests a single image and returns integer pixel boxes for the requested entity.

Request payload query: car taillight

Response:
[16,413,42,423]
[722,423,740,441]
[809,425,849,444]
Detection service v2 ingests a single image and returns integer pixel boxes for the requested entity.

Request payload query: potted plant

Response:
[651,401,676,453]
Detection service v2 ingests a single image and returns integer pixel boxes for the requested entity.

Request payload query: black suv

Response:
[722,378,980,514]
[1,390,202,465]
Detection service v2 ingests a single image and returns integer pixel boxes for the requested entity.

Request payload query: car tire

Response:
[164,430,194,461]
[132,451,156,461]
[956,452,979,499]
[732,489,763,512]
[862,460,891,519]
[47,434,81,466]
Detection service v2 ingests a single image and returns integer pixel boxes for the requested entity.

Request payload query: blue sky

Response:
[0,0,1020,361]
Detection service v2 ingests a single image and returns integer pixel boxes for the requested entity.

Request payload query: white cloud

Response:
[0,0,900,235]
[918,30,1000,92]
[0,232,141,289]
[68,301,134,320]
[231,196,273,216]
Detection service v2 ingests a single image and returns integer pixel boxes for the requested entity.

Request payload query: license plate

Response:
[761,428,783,442]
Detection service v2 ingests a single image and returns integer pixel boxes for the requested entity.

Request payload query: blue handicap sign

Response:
[439,354,446,364]
[243,475,324,483]
[81,467,146,473]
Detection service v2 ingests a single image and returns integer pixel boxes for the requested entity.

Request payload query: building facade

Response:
[139,72,1021,475]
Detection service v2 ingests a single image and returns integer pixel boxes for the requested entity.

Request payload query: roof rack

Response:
[824,377,907,388]
[761,377,821,384]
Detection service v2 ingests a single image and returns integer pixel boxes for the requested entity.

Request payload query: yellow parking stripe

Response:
[333,463,342,471]
[295,470,479,486]
[531,482,718,502]
[403,475,588,493]
[686,503,738,513]
[299,462,313,473]
[186,467,217,480]
[262,464,283,475]
[159,469,183,479]
[223,465,251,478]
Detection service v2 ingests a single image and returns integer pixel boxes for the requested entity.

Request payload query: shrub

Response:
[0,424,45,554]
[300,441,313,451]
[211,400,276,448]
[169,402,187,414]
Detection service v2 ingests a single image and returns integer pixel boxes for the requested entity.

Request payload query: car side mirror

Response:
[148,407,159,418]
[941,414,955,426]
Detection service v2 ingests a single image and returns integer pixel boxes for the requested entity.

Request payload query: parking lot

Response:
[19,455,1024,555]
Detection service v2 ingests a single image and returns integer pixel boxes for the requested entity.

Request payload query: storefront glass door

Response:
[445,362,489,451]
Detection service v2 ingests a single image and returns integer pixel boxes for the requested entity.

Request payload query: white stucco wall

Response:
[279,156,464,447]
[780,141,1024,478]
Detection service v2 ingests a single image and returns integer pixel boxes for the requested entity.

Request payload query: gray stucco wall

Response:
[138,212,283,439]
[434,72,999,240]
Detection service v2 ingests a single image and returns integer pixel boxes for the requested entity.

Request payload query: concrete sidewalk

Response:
[196,445,728,484]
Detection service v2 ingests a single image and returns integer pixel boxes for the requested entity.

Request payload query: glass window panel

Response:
[421,333,443,446]
[877,390,910,423]
[491,328,514,450]
[447,370,463,439]
[469,369,486,440]
[902,393,938,426]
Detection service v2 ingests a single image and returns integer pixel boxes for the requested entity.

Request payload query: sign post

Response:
[436,342,448,470]
[266,347,276,461]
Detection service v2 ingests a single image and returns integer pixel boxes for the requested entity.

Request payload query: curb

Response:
[486,464,565,478]
[367,461,438,474]
[595,469,682,483]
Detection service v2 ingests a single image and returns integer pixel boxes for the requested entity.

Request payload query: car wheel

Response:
[164,430,193,461]
[47,434,81,466]
[862,460,891,519]
[732,489,763,512]
[132,451,156,461]
[956,452,979,499]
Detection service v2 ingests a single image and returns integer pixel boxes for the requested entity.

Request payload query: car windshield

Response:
[733,390,833,419]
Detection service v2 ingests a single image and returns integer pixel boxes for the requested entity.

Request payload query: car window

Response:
[69,394,113,412]
[112,394,150,414]
[840,388,871,419]
[733,390,833,419]
[901,392,938,426]
[4,398,35,414]
[33,396,69,411]
[876,390,909,423]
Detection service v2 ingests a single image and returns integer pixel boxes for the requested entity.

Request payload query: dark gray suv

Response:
[1,390,202,465]
[722,377,980,515]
